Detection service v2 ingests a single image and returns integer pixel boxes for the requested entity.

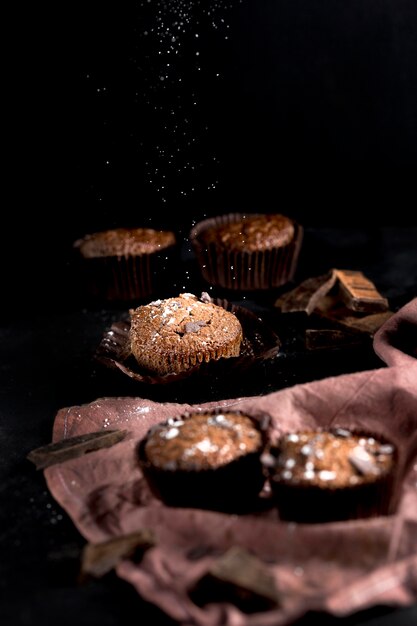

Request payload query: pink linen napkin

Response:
[44,298,417,626]
[374,298,417,367]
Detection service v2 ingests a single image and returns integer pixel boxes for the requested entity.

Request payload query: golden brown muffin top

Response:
[143,412,263,470]
[129,293,243,375]
[267,429,395,489]
[199,214,295,252]
[75,227,176,258]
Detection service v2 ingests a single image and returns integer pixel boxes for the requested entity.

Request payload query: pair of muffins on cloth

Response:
[74,212,303,301]
[137,410,398,522]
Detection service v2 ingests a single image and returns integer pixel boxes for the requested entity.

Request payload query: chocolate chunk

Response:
[348,447,379,476]
[184,320,207,333]
[275,271,337,315]
[80,530,155,579]
[333,428,352,438]
[343,311,394,334]
[190,546,279,613]
[315,298,393,337]
[27,430,129,470]
[305,328,368,351]
[334,270,389,313]
[377,444,395,455]
[200,292,212,303]
[276,269,391,339]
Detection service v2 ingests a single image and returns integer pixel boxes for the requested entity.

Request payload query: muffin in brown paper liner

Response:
[73,227,179,302]
[129,293,243,376]
[264,427,398,523]
[190,213,303,291]
[136,409,271,513]
[94,296,281,385]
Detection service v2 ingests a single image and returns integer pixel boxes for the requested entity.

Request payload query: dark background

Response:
[53,0,417,224]
[2,4,417,624]
[9,0,417,315]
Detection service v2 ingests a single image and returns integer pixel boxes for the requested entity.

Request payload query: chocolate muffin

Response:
[136,410,270,511]
[264,427,397,523]
[129,292,243,376]
[74,227,178,301]
[190,213,303,291]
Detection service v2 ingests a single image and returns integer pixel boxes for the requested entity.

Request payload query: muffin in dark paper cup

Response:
[73,227,178,302]
[129,292,243,376]
[136,409,271,513]
[95,294,281,389]
[190,213,303,291]
[263,427,398,523]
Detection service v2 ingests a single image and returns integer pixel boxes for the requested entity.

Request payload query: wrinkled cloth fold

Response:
[374,298,417,367]
[44,298,417,626]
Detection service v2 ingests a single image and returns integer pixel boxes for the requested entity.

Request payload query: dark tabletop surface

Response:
[1,227,417,626]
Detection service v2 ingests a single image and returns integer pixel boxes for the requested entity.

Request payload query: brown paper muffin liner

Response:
[266,428,399,523]
[77,245,179,302]
[190,213,303,291]
[94,298,281,385]
[136,410,271,513]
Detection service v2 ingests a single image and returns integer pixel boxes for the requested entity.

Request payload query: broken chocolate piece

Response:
[334,270,389,313]
[341,311,394,335]
[276,269,391,341]
[200,292,212,303]
[275,272,337,315]
[189,546,279,613]
[333,428,352,438]
[27,430,129,470]
[314,292,392,333]
[315,296,393,337]
[348,447,379,476]
[80,530,155,579]
[185,320,207,333]
[305,329,369,351]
